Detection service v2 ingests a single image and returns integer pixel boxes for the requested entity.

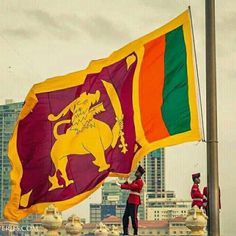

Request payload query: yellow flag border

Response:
[4,10,201,221]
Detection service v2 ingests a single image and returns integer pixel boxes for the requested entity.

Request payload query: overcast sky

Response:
[0,1,235,235]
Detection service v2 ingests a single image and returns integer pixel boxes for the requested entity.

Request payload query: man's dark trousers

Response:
[123,202,139,235]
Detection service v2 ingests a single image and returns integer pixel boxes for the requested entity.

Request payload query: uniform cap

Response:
[192,173,200,181]
[137,165,145,175]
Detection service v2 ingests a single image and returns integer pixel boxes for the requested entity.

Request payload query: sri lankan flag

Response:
[5,10,201,221]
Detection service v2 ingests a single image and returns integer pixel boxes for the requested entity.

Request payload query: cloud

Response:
[73,15,132,43]
[22,9,131,43]
[215,10,236,78]
[217,11,236,38]
[1,28,36,39]
[26,9,60,28]
[24,9,79,40]
[137,0,179,10]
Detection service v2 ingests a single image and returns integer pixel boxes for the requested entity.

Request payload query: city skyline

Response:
[0,1,235,235]
[89,149,191,223]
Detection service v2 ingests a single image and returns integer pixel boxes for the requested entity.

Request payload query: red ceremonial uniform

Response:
[121,179,144,205]
[191,183,203,208]
[203,186,221,215]
[203,187,208,211]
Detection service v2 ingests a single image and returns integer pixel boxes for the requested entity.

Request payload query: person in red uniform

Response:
[203,186,221,216]
[191,173,203,208]
[116,165,145,236]
[203,186,208,215]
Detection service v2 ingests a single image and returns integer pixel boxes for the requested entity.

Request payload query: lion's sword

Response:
[101,80,128,154]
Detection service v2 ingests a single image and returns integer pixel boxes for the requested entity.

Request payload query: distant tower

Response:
[0,100,38,224]
[0,101,23,218]
[140,148,165,198]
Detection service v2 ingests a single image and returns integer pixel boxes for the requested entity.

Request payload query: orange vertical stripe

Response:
[139,35,170,142]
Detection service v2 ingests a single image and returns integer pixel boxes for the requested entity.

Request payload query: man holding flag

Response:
[116,165,145,236]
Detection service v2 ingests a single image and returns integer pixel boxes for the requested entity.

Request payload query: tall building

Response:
[0,100,23,218]
[140,149,191,220]
[140,148,166,198]
[0,100,38,225]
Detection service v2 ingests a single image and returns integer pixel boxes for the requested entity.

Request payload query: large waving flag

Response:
[5,10,201,221]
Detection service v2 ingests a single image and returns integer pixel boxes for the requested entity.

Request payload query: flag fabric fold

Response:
[5,10,201,221]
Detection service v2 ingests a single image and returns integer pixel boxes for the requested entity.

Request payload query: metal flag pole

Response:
[205,0,220,235]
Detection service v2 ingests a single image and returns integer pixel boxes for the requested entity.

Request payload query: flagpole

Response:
[205,0,220,235]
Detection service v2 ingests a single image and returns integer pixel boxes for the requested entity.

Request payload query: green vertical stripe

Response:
[162,26,191,135]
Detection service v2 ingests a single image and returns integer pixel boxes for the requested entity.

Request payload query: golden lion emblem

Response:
[48,81,127,191]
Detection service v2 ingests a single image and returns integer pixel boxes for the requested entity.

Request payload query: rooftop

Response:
[102,215,121,223]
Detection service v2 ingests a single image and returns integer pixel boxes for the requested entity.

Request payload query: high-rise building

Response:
[0,101,23,218]
[140,149,191,220]
[0,100,38,225]
[140,148,166,199]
